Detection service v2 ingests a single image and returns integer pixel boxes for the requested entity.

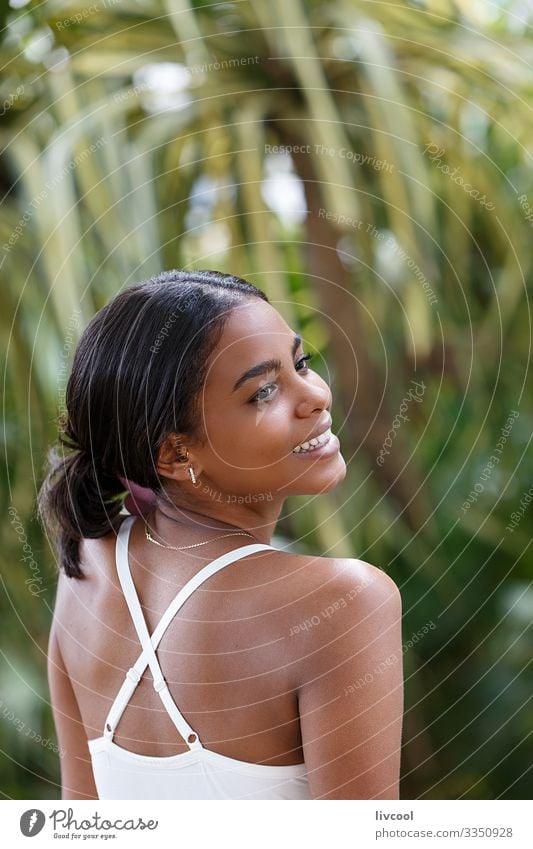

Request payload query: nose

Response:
[295,374,332,417]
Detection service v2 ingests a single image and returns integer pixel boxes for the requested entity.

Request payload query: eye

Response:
[296,352,313,371]
[249,353,313,404]
[251,383,277,403]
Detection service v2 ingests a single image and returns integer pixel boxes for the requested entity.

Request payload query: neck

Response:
[154,485,285,545]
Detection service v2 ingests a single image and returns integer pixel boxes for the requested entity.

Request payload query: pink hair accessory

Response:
[119,477,157,517]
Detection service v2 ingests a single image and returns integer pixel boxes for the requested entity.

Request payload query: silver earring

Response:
[187,466,197,485]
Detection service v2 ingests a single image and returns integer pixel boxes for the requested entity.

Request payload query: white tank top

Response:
[88,515,311,800]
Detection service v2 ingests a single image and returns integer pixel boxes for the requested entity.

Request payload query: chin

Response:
[317,468,347,493]
[303,456,348,494]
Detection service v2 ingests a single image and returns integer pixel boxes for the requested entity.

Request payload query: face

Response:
[188,298,346,498]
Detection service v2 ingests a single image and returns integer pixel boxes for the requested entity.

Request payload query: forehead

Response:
[207,299,294,375]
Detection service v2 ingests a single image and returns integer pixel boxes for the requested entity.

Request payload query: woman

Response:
[39,269,403,800]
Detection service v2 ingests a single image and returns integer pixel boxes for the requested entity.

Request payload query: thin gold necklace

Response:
[144,516,255,551]
[145,504,256,550]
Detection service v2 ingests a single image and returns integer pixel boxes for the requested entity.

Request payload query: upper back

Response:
[52,513,402,798]
[52,513,344,764]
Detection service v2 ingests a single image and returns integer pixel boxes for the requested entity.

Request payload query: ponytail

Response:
[38,441,126,579]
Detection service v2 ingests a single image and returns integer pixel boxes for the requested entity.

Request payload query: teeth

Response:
[293,427,332,453]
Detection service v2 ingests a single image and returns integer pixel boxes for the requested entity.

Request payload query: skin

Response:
[48,298,403,801]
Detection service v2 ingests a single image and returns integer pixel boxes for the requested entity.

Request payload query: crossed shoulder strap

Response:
[102,515,275,751]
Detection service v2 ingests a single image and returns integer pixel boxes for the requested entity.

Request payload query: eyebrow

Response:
[231,334,302,394]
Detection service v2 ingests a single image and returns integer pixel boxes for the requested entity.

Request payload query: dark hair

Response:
[37,269,269,580]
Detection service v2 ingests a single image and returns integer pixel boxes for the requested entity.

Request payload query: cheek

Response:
[215,407,292,464]
[251,405,295,460]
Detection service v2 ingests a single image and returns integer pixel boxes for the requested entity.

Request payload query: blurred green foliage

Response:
[1,0,532,799]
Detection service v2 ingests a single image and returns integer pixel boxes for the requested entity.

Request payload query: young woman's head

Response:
[38,269,346,579]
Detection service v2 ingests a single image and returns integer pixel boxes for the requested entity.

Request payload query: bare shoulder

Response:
[265,551,404,797]
[284,554,404,799]
[267,547,400,611]
[55,514,130,610]
[78,513,130,569]
[268,550,402,676]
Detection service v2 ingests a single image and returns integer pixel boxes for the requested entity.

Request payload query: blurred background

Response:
[1,0,532,800]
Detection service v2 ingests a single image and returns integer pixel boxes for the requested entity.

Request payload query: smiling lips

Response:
[292,426,332,453]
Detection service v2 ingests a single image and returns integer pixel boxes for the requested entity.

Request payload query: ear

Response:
[155,433,204,483]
